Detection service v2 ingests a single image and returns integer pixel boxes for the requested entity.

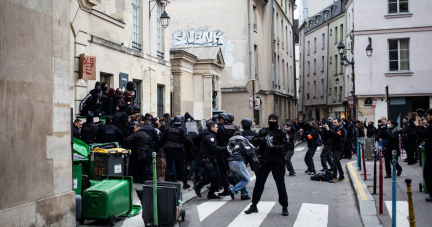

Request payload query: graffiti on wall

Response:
[171,30,225,47]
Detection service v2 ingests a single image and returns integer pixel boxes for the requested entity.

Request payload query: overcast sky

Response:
[294,7,299,19]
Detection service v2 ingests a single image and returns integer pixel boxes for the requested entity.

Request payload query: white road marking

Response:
[385,201,409,227]
[223,196,232,201]
[227,202,276,227]
[250,175,256,182]
[295,147,305,152]
[197,201,227,222]
[293,203,329,227]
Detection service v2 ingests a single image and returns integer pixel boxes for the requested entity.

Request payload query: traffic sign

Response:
[246,79,261,94]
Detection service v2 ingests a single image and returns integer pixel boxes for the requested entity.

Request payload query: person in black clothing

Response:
[163,115,192,189]
[101,81,108,93]
[194,121,227,199]
[241,118,257,143]
[126,81,136,106]
[407,113,419,165]
[325,119,346,183]
[227,113,235,124]
[245,114,289,216]
[414,109,432,201]
[343,119,353,159]
[100,88,115,117]
[319,122,334,172]
[73,119,82,139]
[184,112,195,122]
[79,87,101,116]
[299,122,319,175]
[217,113,240,196]
[284,122,296,176]
[141,118,160,177]
[382,120,402,178]
[80,113,99,144]
[112,89,123,113]
[123,122,152,183]
[97,115,123,143]
[366,122,377,138]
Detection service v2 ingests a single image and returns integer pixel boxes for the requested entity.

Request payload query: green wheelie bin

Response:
[81,176,133,226]
[419,143,429,194]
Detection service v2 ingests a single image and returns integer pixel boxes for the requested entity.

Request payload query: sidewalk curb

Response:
[182,140,306,203]
[346,161,383,227]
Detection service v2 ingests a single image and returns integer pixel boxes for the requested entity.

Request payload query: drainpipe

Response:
[271,0,276,114]
[248,0,255,126]
[292,1,297,116]
[326,23,330,116]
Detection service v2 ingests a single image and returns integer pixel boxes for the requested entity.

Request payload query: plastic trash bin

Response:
[91,148,131,180]
[81,176,133,226]
[419,143,429,194]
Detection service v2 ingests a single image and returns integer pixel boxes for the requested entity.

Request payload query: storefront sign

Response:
[119,73,129,92]
[372,99,377,108]
[365,98,373,106]
[79,54,96,80]
[348,99,354,110]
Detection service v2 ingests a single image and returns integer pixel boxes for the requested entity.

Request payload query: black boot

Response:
[218,188,230,196]
[207,192,221,200]
[426,197,432,202]
[194,185,202,198]
[244,205,258,214]
[282,207,289,216]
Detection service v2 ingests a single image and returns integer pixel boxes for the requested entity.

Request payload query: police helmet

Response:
[241,118,253,127]
[227,113,234,123]
[218,113,230,121]
[211,115,219,122]
[174,115,183,125]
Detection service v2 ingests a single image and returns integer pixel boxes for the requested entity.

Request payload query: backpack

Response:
[310,171,332,181]
[316,133,323,147]
[338,127,347,142]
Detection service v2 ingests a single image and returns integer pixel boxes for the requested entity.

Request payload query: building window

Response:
[132,0,140,51]
[335,27,338,43]
[100,72,113,88]
[157,3,163,58]
[340,24,343,42]
[330,29,332,36]
[389,39,410,71]
[322,33,325,49]
[134,80,142,108]
[307,61,310,75]
[308,41,310,54]
[321,79,324,96]
[314,38,316,52]
[282,20,284,49]
[314,81,317,98]
[329,88,331,96]
[314,59,316,74]
[324,11,328,20]
[335,55,338,74]
[253,5,258,32]
[389,0,409,14]
[339,86,343,101]
[254,45,259,79]
[289,31,292,56]
[307,82,310,99]
[322,56,325,71]
[330,56,332,64]
[315,16,319,24]
[157,85,164,117]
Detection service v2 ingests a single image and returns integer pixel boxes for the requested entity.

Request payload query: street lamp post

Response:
[337,39,373,120]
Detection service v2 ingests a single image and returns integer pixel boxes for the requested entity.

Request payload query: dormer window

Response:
[315,16,320,24]
[331,5,337,16]
[323,10,329,20]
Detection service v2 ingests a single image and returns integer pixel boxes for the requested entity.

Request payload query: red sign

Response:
[79,54,96,80]
[348,99,354,110]
[372,99,377,108]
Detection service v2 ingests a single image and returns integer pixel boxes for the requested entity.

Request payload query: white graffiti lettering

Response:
[171,30,225,47]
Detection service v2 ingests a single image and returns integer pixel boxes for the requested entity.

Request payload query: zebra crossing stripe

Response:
[227,202,276,227]
[385,201,409,227]
[250,175,256,182]
[197,201,227,222]
[293,203,328,227]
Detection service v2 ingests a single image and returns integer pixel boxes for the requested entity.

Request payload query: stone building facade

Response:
[169,0,297,126]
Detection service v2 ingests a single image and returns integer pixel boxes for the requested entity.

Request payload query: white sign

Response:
[73,179,78,189]
[114,164,122,173]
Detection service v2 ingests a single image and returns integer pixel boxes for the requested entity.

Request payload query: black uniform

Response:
[320,127,334,171]
[382,127,402,176]
[81,115,99,144]
[195,130,227,195]
[324,125,346,179]
[301,128,319,173]
[407,118,418,164]
[250,115,289,209]
[123,129,152,183]
[217,122,239,190]
[284,129,296,175]
[163,125,191,185]
[416,120,432,198]
[242,128,258,143]
[97,123,123,143]
[72,125,80,139]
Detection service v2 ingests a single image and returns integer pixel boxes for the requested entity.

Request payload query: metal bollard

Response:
[405,178,416,227]
[379,146,384,214]
[357,138,361,171]
[373,145,377,194]
[152,152,158,226]
[392,150,397,227]
[362,144,367,180]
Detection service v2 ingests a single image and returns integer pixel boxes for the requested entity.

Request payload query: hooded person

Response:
[101,82,108,93]
[80,113,99,144]
[184,112,195,122]
[246,114,289,216]
[79,87,101,116]
[118,91,133,111]
[126,81,136,105]
[99,88,115,117]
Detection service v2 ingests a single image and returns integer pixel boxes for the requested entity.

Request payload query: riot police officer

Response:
[227,113,235,124]
[163,115,192,189]
[81,113,99,144]
[241,118,257,143]
[194,121,227,199]
[217,113,239,196]
[245,114,289,216]
[97,115,123,143]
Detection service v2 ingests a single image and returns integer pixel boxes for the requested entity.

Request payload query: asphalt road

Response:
[183,142,363,227]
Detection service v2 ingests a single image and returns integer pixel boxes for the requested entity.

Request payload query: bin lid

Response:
[73,138,91,157]
[91,148,131,154]
[73,153,89,162]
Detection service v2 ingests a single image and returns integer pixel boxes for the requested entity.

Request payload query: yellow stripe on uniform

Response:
[347,161,368,201]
